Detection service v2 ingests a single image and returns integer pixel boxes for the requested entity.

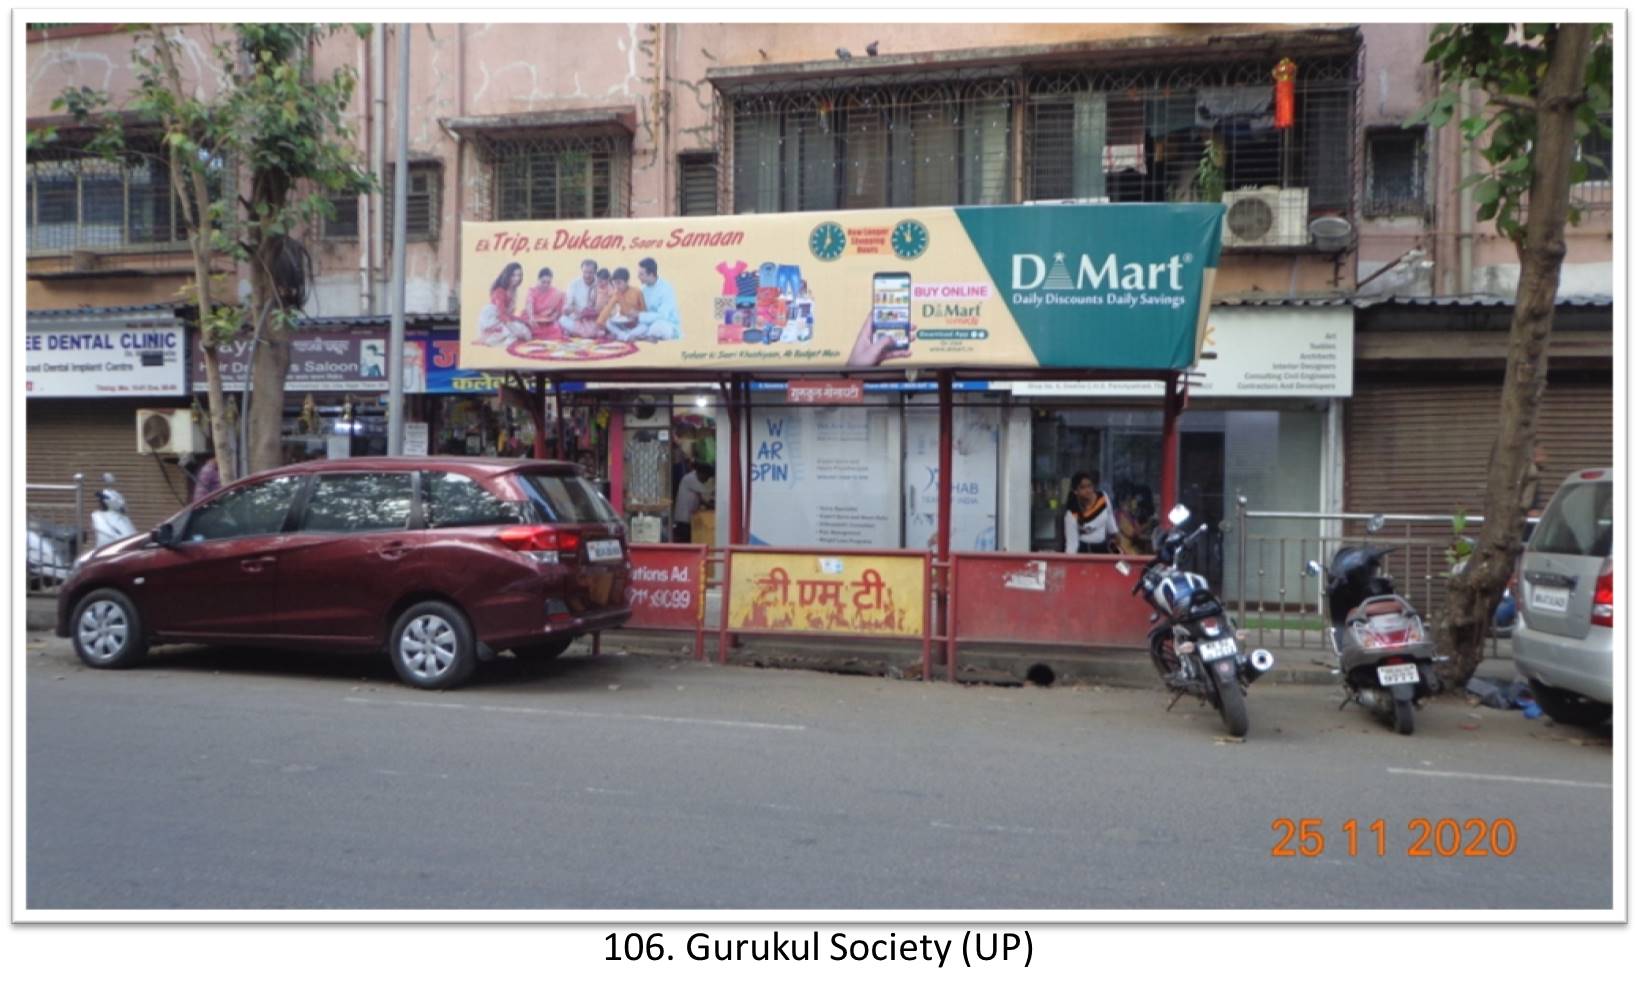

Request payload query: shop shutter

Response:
[1345,377,1612,619]
[26,399,197,536]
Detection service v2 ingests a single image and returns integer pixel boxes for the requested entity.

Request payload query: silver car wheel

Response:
[399,614,458,679]
[77,599,129,664]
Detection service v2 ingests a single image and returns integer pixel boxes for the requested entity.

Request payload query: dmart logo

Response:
[1009,251,1193,310]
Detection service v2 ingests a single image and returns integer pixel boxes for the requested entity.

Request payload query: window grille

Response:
[724,55,1360,231]
[1364,127,1426,217]
[484,133,630,220]
[678,153,718,215]
[728,77,1016,214]
[25,137,212,254]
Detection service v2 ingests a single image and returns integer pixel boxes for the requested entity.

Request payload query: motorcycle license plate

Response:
[1529,586,1570,613]
[1199,638,1238,661]
[587,539,624,563]
[1377,663,1420,686]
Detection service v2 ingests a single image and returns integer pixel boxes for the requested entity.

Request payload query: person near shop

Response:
[189,452,221,504]
[475,262,531,347]
[561,259,600,338]
[525,266,567,340]
[599,268,648,341]
[1063,471,1116,554]
[672,461,714,544]
[634,257,682,341]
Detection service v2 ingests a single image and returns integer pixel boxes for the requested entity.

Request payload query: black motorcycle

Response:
[1119,505,1276,737]
[1305,518,1440,735]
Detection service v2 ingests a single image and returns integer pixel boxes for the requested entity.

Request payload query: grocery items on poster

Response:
[717,259,814,346]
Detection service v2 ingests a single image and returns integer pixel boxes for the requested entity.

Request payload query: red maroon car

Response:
[56,457,631,690]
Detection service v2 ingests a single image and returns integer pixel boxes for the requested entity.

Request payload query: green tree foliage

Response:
[32,24,375,477]
[1405,24,1611,688]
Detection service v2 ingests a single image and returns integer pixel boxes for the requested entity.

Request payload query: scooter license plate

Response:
[1377,663,1420,686]
[1199,637,1238,661]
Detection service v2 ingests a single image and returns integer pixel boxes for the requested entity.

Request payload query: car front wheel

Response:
[389,601,476,690]
[71,588,147,669]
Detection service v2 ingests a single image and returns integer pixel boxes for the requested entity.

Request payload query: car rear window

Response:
[1529,482,1613,558]
[423,471,525,528]
[517,471,618,524]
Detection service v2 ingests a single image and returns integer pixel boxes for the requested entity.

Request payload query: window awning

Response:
[440,108,637,143]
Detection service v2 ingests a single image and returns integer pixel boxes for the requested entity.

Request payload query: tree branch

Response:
[1483,91,1538,114]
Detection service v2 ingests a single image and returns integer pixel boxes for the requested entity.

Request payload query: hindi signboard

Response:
[460,204,1223,374]
[727,550,925,637]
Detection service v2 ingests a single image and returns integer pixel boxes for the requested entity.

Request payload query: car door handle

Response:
[378,542,406,561]
[240,555,277,573]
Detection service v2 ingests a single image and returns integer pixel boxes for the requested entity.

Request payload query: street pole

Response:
[385,23,411,455]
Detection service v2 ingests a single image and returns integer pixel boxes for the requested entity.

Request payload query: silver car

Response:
[1513,468,1614,727]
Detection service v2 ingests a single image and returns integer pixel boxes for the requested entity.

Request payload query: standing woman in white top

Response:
[1063,471,1116,554]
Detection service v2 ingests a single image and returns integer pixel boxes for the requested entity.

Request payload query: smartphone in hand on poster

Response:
[871,271,913,352]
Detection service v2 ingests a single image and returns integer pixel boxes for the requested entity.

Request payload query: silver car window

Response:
[1529,482,1612,558]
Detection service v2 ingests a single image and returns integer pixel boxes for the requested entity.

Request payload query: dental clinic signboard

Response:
[26,314,188,397]
[460,204,1223,374]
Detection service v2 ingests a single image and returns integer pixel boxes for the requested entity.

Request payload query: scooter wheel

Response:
[1392,697,1416,736]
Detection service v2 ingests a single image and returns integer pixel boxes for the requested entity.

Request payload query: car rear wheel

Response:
[389,601,476,690]
[71,588,147,669]
[1527,679,1612,728]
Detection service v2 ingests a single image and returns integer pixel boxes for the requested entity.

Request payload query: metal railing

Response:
[25,475,85,594]
[1232,503,1530,660]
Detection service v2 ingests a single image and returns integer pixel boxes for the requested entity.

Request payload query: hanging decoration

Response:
[1272,58,1297,130]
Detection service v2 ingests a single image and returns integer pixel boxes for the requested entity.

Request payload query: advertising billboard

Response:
[460,203,1223,374]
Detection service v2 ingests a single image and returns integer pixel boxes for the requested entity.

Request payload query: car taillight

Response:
[496,525,579,564]
[1591,558,1613,628]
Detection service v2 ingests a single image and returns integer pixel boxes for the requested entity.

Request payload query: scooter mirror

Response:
[1113,560,1132,576]
[1304,559,1323,578]
[1167,504,1191,526]
[102,472,117,485]
[1365,514,1387,534]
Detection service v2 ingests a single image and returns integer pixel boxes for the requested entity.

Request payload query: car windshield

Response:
[1529,481,1612,558]
[517,471,618,524]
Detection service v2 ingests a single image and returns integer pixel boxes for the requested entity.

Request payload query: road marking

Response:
[343,696,806,732]
[1387,767,1610,790]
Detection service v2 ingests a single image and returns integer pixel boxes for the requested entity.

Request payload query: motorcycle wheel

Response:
[1215,677,1249,738]
[1392,697,1415,735]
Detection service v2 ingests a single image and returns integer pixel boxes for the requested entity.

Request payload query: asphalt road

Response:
[24,635,1614,911]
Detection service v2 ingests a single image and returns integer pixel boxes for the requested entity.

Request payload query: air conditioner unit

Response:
[624,395,671,429]
[136,408,204,456]
[1221,188,1310,248]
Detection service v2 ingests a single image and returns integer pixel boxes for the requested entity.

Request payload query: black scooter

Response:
[1304,516,1440,735]
[1119,505,1276,737]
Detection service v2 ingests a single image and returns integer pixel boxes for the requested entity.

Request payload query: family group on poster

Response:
[476,257,682,348]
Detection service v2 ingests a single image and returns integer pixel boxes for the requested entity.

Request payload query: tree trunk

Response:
[246,232,292,475]
[155,28,239,484]
[1435,24,1595,688]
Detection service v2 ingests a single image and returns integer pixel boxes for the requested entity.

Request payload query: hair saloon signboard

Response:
[459,204,1223,375]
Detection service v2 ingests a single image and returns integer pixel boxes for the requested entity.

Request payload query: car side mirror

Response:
[151,523,176,548]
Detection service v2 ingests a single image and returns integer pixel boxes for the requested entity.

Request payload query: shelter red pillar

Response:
[1160,372,1180,513]
[531,374,548,459]
[937,371,954,675]
[727,376,744,546]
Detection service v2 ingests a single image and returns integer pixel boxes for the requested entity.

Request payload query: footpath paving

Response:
[26,595,1519,690]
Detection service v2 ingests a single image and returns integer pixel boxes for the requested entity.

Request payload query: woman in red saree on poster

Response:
[525,266,567,340]
[475,262,532,346]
